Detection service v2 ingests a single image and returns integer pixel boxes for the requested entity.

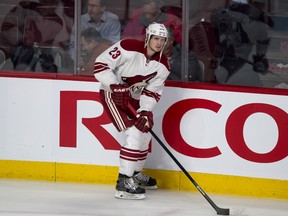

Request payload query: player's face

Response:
[148,35,166,53]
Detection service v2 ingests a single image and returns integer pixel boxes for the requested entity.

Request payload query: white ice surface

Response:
[0,179,287,216]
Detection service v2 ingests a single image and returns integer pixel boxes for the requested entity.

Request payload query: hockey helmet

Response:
[210,8,235,34]
[145,22,168,60]
[145,22,168,47]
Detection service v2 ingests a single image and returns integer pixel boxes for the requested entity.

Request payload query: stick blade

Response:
[216,208,230,215]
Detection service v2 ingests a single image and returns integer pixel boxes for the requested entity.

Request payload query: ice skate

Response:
[133,171,158,190]
[115,174,145,200]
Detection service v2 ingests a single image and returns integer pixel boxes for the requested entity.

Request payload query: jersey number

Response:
[109,47,121,59]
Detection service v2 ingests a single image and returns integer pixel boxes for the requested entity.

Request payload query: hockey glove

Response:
[110,84,131,109]
[135,111,154,133]
[252,55,269,74]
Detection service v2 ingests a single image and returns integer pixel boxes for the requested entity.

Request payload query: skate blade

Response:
[115,191,145,200]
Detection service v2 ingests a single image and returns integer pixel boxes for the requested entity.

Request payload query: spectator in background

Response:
[1,0,63,72]
[68,0,121,60]
[122,0,182,47]
[188,21,219,82]
[0,0,61,59]
[210,1,270,87]
[80,27,111,75]
[166,29,202,82]
[123,0,202,82]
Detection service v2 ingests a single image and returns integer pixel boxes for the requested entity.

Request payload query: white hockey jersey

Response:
[94,39,170,112]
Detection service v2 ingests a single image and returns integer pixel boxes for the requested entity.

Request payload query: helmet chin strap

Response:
[159,39,168,61]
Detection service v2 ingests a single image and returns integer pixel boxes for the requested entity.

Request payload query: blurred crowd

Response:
[1,0,287,88]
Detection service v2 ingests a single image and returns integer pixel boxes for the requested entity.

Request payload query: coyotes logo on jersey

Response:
[122,72,157,92]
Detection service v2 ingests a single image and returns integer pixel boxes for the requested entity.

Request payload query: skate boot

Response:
[133,171,158,190]
[115,174,145,200]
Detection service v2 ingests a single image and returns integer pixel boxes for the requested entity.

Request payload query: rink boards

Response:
[0,74,287,199]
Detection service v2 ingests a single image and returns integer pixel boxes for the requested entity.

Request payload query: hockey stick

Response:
[236,56,283,79]
[128,103,244,215]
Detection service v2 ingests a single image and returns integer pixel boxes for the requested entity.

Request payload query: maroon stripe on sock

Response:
[120,147,140,161]
[120,155,138,162]
[138,150,148,161]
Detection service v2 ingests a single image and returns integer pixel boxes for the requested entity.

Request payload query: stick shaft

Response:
[128,103,229,215]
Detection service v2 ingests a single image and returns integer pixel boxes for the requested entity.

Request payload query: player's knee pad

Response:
[140,131,152,151]
[124,126,151,150]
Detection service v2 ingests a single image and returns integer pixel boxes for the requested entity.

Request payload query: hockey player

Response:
[210,2,270,86]
[94,22,170,199]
